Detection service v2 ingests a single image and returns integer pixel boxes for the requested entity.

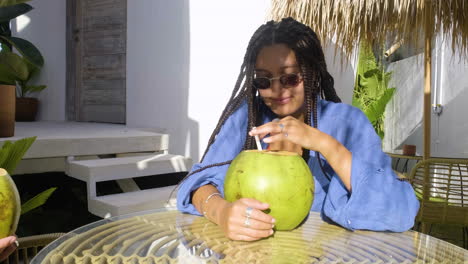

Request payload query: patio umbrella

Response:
[269,0,468,160]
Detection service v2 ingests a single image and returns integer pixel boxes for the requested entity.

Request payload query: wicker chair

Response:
[1,233,65,264]
[408,158,468,247]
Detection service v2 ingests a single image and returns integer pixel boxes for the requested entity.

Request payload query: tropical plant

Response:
[0,137,56,215]
[15,52,46,97]
[0,0,43,67]
[352,41,396,139]
[0,0,46,96]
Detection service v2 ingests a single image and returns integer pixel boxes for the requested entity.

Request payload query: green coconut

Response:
[0,168,21,237]
[224,150,314,230]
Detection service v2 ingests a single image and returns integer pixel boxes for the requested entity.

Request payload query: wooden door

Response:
[67,0,126,123]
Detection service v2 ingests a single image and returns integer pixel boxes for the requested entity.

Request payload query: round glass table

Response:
[32,208,468,263]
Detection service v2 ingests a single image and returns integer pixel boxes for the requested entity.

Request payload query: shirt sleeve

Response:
[176,102,248,215]
[321,104,420,232]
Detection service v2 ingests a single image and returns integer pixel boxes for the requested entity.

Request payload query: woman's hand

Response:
[217,198,275,241]
[249,116,328,152]
[192,185,275,241]
[249,116,352,191]
[0,236,18,261]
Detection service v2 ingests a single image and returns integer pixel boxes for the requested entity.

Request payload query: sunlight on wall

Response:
[16,15,31,32]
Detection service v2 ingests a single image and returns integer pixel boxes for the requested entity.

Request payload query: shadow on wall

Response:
[322,40,356,105]
[127,0,199,162]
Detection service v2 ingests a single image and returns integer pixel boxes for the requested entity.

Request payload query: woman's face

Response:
[255,44,305,118]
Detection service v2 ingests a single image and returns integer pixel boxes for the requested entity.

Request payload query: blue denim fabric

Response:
[177,99,419,232]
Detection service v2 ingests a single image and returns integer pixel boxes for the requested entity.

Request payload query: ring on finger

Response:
[279,123,285,133]
[244,217,251,228]
[245,207,253,218]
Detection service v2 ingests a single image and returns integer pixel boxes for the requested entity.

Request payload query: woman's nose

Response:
[270,78,283,92]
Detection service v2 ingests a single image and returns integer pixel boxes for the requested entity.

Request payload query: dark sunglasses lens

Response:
[253,78,271,89]
[280,74,300,87]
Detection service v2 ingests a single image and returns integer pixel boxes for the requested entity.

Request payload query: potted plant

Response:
[352,41,396,139]
[0,0,45,127]
[15,58,46,121]
[0,50,26,137]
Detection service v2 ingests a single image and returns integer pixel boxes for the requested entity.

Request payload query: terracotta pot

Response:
[16,97,39,122]
[403,144,416,156]
[0,85,16,137]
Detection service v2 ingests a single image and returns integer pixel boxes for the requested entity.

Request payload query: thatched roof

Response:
[269,0,468,59]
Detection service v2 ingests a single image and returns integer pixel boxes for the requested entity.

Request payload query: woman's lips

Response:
[272,97,291,105]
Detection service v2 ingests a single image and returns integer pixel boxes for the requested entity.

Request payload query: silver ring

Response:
[14,240,19,247]
[245,207,253,218]
[244,217,251,228]
[279,123,285,133]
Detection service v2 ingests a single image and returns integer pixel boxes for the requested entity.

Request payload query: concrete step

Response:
[65,153,192,218]
[89,185,177,218]
[66,153,192,182]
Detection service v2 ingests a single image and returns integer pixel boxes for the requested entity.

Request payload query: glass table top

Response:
[31,208,468,263]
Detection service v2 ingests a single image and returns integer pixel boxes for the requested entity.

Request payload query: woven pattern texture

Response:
[33,211,468,264]
[409,158,468,228]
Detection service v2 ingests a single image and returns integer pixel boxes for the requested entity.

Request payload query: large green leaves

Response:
[0,3,32,22]
[0,136,57,215]
[0,35,43,67]
[353,41,395,139]
[21,187,57,215]
[365,88,396,123]
[0,136,36,174]
[0,49,28,84]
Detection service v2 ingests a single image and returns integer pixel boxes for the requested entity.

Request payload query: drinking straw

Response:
[255,135,262,151]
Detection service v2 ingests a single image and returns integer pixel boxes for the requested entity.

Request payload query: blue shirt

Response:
[177,99,419,232]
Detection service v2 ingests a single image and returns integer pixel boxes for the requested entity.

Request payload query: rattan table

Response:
[31,208,468,263]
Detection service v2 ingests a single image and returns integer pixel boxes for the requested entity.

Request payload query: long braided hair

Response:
[182,17,341,182]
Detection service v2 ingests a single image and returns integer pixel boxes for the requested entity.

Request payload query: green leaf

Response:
[23,84,46,94]
[352,91,364,109]
[356,42,377,77]
[362,76,382,99]
[0,63,16,84]
[0,50,29,82]
[21,187,57,215]
[0,41,11,51]
[0,3,32,22]
[0,136,36,174]
[0,141,12,168]
[364,88,396,123]
[0,20,10,38]
[0,36,43,67]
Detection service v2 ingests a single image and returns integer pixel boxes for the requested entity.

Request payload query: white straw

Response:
[254,135,262,151]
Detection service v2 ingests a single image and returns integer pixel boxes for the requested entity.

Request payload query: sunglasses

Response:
[253,73,302,90]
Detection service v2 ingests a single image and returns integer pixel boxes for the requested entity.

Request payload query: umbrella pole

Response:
[423,5,433,161]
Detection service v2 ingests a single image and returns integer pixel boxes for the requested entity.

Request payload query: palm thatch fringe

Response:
[268,0,468,61]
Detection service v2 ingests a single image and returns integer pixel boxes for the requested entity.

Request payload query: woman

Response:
[177,17,419,241]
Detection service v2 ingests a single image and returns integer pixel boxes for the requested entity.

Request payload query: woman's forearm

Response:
[191,184,228,224]
[317,133,352,191]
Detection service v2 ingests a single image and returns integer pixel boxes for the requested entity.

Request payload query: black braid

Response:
[175,17,340,191]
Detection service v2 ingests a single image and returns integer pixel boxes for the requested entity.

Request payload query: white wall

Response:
[431,36,468,157]
[11,1,354,162]
[383,54,425,152]
[12,0,66,121]
[127,1,355,162]
[384,34,468,158]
